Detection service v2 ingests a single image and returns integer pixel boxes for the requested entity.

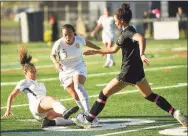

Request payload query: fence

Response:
[1,26,21,43]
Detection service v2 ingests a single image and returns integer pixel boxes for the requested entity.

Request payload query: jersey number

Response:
[59,49,67,60]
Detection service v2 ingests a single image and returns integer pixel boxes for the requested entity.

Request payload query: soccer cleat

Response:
[41,117,55,128]
[173,110,187,127]
[63,106,79,119]
[92,117,99,126]
[72,113,92,129]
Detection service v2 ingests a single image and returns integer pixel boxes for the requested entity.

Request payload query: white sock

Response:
[52,101,67,114]
[106,54,111,62]
[76,101,84,112]
[74,84,90,113]
[109,54,114,61]
[54,117,73,126]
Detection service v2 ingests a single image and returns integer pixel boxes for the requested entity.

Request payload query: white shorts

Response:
[29,96,48,121]
[59,64,87,88]
[102,31,114,43]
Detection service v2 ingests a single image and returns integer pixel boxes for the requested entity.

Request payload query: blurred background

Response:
[1,1,187,44]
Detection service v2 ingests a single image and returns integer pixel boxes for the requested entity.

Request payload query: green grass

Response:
[1,39,187,136]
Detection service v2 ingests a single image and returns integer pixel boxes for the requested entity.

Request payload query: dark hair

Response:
[18,46,34,72]
[114,3,132,23]
[62,24,76,35]
[106,6,111,12]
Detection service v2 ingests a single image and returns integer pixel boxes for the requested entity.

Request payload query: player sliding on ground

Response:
[1,46,79,128]
[73,3,187,129]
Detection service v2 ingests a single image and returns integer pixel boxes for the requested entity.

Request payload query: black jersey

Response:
[116,26,145,84]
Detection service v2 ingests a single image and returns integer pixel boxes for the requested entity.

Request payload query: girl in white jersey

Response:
[1,46,79,128]
[50,24,101,117]
[91,7,115,67]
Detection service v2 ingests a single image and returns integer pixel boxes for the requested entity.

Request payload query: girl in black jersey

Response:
[73,3,187,128]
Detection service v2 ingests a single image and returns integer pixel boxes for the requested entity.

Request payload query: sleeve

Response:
[51,41,59,56]
[78,36,86,46]
[15,80,27,92]
[116,30,136,46]
[97,16,103,25]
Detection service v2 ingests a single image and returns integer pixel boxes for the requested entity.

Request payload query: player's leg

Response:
[59,71,84,111]
[38,96,78,119]
[136,78,187,127]
[87,78,128,121]
[73,74,90,114]
[103,42,111,67]
[73,78,128,128]
[65,83,84,111]
[41,110,74,128]
[106,41,115,67]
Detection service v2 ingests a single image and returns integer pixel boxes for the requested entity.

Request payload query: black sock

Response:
[49,120,56,126]
[145,93,175,116]
[86,91,108,122]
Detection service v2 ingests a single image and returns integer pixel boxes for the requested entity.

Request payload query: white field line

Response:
[96,123,178,136]
[1,83,187,110]
[1,65,187,86]
[1,61,105,72]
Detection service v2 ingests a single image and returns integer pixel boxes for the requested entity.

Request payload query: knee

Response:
[145,93,158,103]
[99,91,108,101]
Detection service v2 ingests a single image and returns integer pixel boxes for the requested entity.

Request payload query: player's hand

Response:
[1,110,13,119]
[141,55,150,66]
[54,62,63,72]
[90,32,95,37]
[83,50,97,55]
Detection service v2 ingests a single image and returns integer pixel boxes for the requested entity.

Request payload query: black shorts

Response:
[116,67,145,85]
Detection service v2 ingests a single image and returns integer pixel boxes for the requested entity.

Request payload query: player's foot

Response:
[72,113,92,129]
[108,60,115,67]
[92,116,99,126]
[63,106,79,119]
[41,117,56,128]
[174,110,187,127]
[103,61,110,68]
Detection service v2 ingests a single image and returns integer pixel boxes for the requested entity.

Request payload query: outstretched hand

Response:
[83,50,98,55]
[1,110,13,119]
[141,55,150,66]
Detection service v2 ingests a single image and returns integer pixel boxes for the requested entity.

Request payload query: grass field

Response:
[1,39,187,136]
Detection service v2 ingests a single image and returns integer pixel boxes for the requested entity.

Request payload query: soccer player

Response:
[90,7,115,67]
[50,24,101,117]
[1,46,79,128]
[73,3,187,128]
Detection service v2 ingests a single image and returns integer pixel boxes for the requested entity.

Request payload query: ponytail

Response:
[18,46,34,72]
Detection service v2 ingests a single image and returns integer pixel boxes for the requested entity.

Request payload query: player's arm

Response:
[86,40,101,50]
[1,89,21,119]
[132,33,150,66]
[132,33,146,56]
[50,53,62,72]
[91,24,102,37]
[84,44,120,55]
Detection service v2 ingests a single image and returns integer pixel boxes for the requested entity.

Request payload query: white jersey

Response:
[97,15,115,38]
[15,79,46,113]
[51,35,86,71]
